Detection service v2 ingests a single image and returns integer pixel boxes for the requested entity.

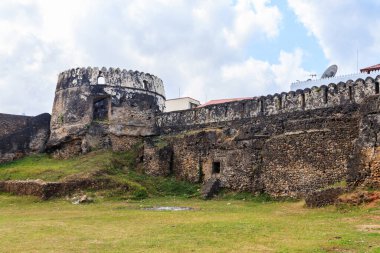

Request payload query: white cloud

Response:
[0,0,301,115]
[223,0,282,49]
[220,49,310,98]
[288,0,380,74]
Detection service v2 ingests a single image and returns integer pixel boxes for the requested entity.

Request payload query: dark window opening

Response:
[198,159,204,183]
[93,97,109,121]
[324,88,328,104]
[349,86,353,100]
[278,97,282,110]
[376,82,380,94]
[212,161,221,174]
[143,80,148,90]
[260,100,264,113]
[169,152,174,176]
[241,103,246,117]
[301,93,305,108]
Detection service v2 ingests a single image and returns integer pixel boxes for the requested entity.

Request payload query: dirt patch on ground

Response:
[356,224,380,234]
[323,247,354,253]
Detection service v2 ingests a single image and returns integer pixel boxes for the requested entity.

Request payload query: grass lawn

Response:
[0,194,379,253]
[0,150,379,252]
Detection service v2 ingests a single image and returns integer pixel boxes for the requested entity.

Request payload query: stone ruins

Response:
[1,67,380,197]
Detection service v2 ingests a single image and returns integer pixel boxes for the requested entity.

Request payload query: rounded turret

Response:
[48,67,166,156]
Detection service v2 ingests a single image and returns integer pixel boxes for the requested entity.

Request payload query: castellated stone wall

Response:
[157,77,379,128]
[144,76,380,197]
[1,66,380,197]
[47,67,166,157]
[0,113,51,163]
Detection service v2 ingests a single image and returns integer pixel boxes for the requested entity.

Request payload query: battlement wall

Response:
[158,76,380,130]
[57,67,165,98]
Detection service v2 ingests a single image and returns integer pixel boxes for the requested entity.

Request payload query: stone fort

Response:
[1,67,380,197]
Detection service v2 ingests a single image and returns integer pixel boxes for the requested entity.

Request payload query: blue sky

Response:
[0,0,379,115]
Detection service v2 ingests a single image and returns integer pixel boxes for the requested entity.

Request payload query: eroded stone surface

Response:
[47,68,166,157]
[0,113,51,163]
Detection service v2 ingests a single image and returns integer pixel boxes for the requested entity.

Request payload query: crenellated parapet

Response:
[158,75,380,129]
[56,67,165,98]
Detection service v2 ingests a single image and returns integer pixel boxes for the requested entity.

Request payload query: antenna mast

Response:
[356,48,359,72]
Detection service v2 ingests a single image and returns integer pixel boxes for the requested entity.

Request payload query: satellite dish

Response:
[321,64,338,79]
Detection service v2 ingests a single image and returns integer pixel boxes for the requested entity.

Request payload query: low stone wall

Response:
[0,178,120,200]
[305,188,345,208]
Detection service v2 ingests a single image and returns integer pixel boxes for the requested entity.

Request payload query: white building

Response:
[291,64,380,91]
[165,97,200,112]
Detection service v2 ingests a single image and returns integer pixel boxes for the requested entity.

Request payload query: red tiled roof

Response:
[360,64,380,73]
[198,97,255,107]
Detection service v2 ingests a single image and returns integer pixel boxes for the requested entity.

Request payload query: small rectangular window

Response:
[260,100,264,113]
[212,162,221,174]
[349,86,353,100]
[375,82,379,94]
[93,97,109,121]
[324,88,328,104]
[301,93,305,108]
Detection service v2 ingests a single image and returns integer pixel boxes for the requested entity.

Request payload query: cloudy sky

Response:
[1,0,379,116]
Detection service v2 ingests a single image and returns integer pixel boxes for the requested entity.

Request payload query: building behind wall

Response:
[165,97,200,112]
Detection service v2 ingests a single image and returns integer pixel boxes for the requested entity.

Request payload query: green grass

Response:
[0,194,378,252]
[0,150,379,252]
[0,150,199,199]
[0,151,125,181]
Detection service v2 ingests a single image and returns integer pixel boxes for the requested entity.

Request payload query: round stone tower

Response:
[47,67,165,157]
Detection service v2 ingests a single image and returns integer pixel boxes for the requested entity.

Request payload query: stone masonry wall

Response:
[347,96,380,189]
[145,105,360,197]
[157,76,380,129]
[145,76,380,197]
[0,113,51,163]
[0,113,30,138]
